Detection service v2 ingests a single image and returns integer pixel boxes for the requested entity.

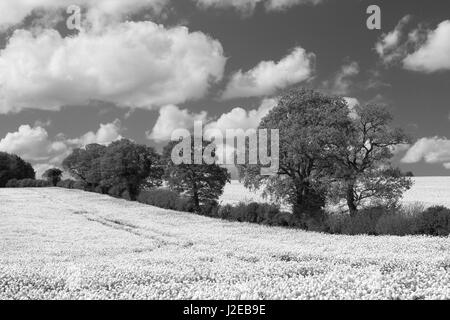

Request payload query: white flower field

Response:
[0,178,449,300]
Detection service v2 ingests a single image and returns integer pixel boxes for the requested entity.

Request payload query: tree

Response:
[0,152,35,187]
[42,168,63,186]
[239,88,351,221]
[99,139,163,200]
[62,143,106,190]
[63,140,162,199]
[328,104,412,216]
[163,139,230,213]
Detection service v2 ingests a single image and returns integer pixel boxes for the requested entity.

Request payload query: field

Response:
[1,179,449,300]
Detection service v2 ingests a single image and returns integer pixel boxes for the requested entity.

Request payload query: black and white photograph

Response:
[0,0,449,307]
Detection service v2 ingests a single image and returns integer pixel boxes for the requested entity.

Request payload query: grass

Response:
[0,187,449,299]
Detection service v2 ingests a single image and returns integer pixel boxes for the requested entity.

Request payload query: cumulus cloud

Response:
[402,137,450,167]
[403,20,450,73]
[147,105,208,142]
[0,0,168,29]
[67,119,123,146]
[193,0,323,14]
[376,17,450,73]
[0,22,226,113]
[0,120,123,176]
[147,98,278,144]
[205,98,277,134]
[375,15,413,64]
[221,47,315,99]
[323,61,359,95]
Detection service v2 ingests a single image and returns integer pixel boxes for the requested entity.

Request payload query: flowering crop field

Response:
[1,186,449,300]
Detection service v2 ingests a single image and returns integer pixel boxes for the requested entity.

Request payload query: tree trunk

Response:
[192,182,200,213]
[346,181,358,217]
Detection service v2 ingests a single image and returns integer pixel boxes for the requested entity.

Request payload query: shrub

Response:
[415,206,450,236]
[5,179,19,188]
[214,202,283,225]
[375,214,416,236]
[73,181,87,190]
[6,178,50,188]
[137,189,194,212]
[57,179,75,189]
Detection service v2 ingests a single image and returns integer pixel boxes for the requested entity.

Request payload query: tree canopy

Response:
[62,140,162,200]
[163,139,230,212]
[0,152,35,187]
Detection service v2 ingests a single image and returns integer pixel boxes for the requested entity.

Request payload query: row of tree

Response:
[62,139,230,211]
[1,88,412,225]
[239,89,412,221]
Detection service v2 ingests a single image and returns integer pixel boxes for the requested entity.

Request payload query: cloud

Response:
[221,47,315,99]
[147,105,208,142]
[375,15,413,64]
[67,119,123,146]
[0,21,226,113]
[402,137,450,167]
[0,120,123,176]
[375,17,450,73]
[403,20,450,73]
[343,97,359,119]
[193,0,263,14]
[323,61,359,95]
[205,98,277,133]
[0,0,169,29]
[147,98,278,144]
[265,0,323,11]
[193,0,323,14]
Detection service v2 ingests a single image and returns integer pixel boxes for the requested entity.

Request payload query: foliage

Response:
[137,189,194,212]
[62,140,162,200]
[239,88,351,221]
[0,152,35,187]
[415,206,450,236]
[42,168,63,186]
[328,104,412,216]
[6,178,50,188]
[99,140,163,200]
[163,139,230,212]
[56,179,76,189]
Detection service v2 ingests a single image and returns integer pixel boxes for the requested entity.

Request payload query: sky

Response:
[0,0,449,177]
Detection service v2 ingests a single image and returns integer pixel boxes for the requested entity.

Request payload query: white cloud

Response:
[221,47,315,99]
[147,105,208,142]
[0,120,124,176]
[204,98,278,161]
[323,61,359,95]
[147,98,278,144]
[0,0,169,29]
[343,97,359,119]
[375,15,412,64]
[205,98,277,133]
[193,0,263,14]
[265,0,323,11]
[402,137,450,166]
[193,0,322,14]
[375,17,450,73]
[67,119,123,146]
[0,21,226,113]
[403,20,450,73]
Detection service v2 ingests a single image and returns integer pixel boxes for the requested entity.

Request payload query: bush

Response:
[6,178,50,188]
[214,202,283,225]
[5,179,19,188]
[57,179,75,189]
[375,213,416,236]
[415,206,450,236]
[137,189,194,212]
